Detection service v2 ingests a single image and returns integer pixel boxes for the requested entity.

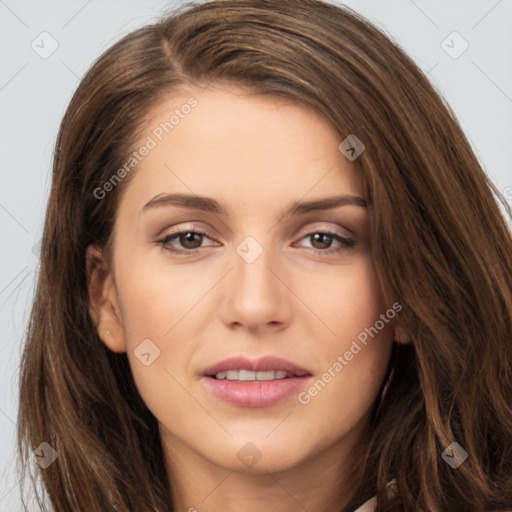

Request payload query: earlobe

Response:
[393,325,412,344]
[86,244,127,353]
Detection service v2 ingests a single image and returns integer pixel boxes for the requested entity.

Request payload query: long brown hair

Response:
[18,0,512,510]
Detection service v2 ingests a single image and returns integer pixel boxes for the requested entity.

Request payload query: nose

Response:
[219,241,293,332]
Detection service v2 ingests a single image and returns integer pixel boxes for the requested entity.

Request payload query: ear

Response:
[86,244,127,353]
[393,325,412,344]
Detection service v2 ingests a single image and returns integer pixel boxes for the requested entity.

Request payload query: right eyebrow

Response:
[142,193,225,215]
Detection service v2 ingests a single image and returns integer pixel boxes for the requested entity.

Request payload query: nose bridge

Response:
[219,232,292,328]
[234,233,280,301]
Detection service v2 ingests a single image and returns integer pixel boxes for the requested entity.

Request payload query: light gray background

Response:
[1,0,511,509]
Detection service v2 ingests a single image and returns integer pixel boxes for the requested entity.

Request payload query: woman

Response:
[17,0,512,510]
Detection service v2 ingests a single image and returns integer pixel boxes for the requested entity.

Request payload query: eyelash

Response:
[156,229,355,256]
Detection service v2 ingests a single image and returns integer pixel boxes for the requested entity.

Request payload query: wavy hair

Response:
[18,0,512,510]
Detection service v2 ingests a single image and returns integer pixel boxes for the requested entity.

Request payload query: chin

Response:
[203,435,315,475]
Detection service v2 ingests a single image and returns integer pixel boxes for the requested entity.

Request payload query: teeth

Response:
[238,370,256,381]
[214,370,294,381]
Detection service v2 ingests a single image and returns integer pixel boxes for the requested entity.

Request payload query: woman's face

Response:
[91,84,395,477]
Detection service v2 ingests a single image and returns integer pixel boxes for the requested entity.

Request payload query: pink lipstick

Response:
[202,356,313,407]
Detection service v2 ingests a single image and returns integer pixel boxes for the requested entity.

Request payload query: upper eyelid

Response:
[160,217,355,234]
[161,226,216,242]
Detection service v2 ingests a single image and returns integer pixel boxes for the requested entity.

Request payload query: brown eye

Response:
[295,231,355,255]
[157,229,218,255]
[179,232,204,249]
[310,233,334,250]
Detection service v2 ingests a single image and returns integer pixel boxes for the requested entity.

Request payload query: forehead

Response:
[118,84,364,215]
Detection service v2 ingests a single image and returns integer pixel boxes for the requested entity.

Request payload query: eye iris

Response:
[180,232,203,249]
[311,233,332,250]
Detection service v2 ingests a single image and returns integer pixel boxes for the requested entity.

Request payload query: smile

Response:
[214,369,308,381]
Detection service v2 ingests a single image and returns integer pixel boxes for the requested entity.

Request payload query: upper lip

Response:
[202,356,312,377]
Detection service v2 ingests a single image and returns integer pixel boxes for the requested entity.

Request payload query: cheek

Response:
[331,256,393,376]
[112,256,202,403]
[114,251,213,342]
[295,255,393,414]
[298,254,388,343]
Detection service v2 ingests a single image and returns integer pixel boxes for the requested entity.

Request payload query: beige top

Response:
[352,479,397,512]
[353,495,377,512]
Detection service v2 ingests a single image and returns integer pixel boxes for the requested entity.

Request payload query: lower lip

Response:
[202,376,311,407]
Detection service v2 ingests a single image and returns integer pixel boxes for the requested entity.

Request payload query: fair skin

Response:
[88,84,408,511]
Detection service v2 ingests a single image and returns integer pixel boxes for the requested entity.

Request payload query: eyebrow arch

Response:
[141,193,367,216]
[142,193,225,214]
[284,194,367,216]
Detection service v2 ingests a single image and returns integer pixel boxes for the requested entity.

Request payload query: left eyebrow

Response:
[282,194,367,217]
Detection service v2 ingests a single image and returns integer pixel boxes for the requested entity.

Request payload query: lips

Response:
[201,356,313,408]
[202,356,312,378]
